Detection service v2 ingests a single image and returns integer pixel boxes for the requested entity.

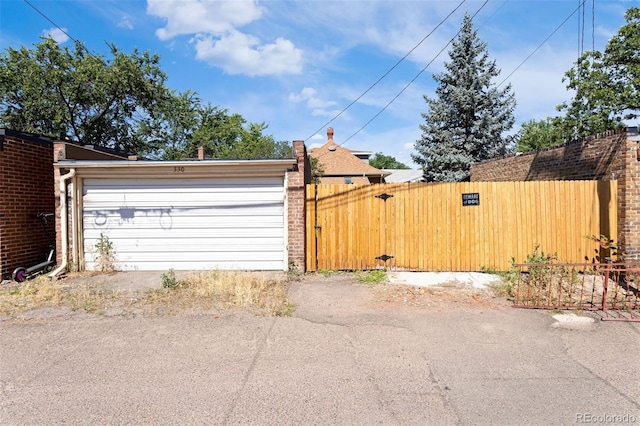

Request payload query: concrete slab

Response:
[387,271,503,289]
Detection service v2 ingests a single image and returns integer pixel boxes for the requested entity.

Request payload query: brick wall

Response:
[0,132,55,280]
[470,128,640,260]
[287,140,310,272]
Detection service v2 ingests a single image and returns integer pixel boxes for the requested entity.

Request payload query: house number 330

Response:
[174,166,185,172]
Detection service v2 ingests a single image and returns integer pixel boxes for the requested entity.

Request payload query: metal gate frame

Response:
[513,262,640,322]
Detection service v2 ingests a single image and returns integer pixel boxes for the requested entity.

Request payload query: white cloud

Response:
[288,87,340,117]
[147,0,302,76]
[42,28,69,44]
[148,0,262,40]
[193,31,302,76]
[118,16,134,30]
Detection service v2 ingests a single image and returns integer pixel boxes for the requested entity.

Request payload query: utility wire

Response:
[23,0,85,49]
[22,0,152,128]
[311,0,489,162]
[339,0,490,147]
[592,0,595,52]
[304,0,467,142]
[497,0,586,88]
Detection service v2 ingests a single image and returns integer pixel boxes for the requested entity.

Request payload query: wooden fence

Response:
[305,181,618,272]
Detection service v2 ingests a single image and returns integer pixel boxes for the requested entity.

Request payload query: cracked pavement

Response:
[1,273,639,425]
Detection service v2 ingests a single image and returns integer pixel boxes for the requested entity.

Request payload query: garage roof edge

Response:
[55,159,298,178]
[55,158,296,168]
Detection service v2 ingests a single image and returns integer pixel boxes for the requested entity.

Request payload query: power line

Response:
[497,0,586,88]
[304,0,467,142]
[311,0,489,163]
[592,0,595,52]
[23,0,83,47]
[22,0,153,127]
[339,0,489,147]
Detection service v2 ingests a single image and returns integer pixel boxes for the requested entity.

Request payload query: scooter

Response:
[12,213,56,282]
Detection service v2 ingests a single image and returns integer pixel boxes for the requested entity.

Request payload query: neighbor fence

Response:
[513,262,640,322]
[305,181,618,272]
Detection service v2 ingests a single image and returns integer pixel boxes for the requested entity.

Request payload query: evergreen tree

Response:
[412,13,516,182]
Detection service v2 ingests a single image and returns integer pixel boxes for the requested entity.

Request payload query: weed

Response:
[584,234,625,262]
[94,233,116,273]
[483,258,519,298]
[489,280,515,298]
[287,259,303,281]
[161,269,181,289]
[318,269,344,277]
[355,269,387,285]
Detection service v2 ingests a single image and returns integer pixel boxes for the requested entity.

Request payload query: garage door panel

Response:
[95,260,286,271]
[82,177,287,271]
[83,213,285,230]
[96,241,285,253]
[86,250,285,264]
[84,227,285,239]
[83,192,284,204]
[84,177,284,189]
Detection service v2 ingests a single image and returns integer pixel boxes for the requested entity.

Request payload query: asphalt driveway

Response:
[1,273,639,425]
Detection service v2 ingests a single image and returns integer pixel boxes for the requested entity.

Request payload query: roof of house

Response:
[308,128,389,178]
[383,169,425,183]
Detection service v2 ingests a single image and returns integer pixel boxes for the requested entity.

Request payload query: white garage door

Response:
[82,177,287,271]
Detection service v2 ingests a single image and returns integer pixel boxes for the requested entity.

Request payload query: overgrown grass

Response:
[148,270,294,316]
[482,263,519,298]
[0,270,294,317]
[0,275,121,315]
[355,269,387,285]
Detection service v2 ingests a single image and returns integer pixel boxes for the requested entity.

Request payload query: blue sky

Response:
[1,0,637,166]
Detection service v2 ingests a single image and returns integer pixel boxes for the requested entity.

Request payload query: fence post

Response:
[602,259,611,313]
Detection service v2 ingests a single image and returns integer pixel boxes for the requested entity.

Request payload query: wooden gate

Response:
[305,181,618,272]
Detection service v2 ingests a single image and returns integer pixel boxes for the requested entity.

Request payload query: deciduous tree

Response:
[515,118,567,153]
[558,7,640,137]
[369,152,409,169]
[0,38,170,154]
[0,38,294,160]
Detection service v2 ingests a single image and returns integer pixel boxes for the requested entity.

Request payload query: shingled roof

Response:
[309,128,389,184]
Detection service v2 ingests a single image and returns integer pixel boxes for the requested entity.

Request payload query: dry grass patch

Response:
[0,270,295,318]
[147,270,294,316]
[0,275,120,316]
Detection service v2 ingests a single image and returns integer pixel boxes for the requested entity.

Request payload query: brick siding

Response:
[470,128,640,260]
[0,133,55,280]
[287,140,310,272]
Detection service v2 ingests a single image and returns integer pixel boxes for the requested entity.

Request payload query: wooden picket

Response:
[305,181,618,272]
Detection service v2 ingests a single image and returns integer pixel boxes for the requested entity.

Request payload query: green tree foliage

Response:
[0,38,293,160]
[412,13,516,182]
[309,156,324,184]
[137,90,201,160]
[186,105,291,160]
[369,152,409,169]
[558,7,640,137]
[0,38,170,154]
[516,118,567,153]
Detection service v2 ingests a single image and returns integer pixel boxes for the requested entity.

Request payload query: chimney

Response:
[198,146,205,160]
[327,127,334,141]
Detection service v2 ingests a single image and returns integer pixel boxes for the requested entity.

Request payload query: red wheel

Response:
[12,267,27,282]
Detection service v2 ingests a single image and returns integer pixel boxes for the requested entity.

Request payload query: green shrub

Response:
[161,269,180,289]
